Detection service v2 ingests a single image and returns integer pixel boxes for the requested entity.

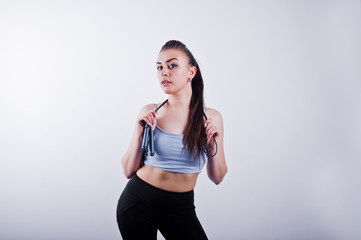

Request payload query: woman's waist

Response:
[136,165,199,192]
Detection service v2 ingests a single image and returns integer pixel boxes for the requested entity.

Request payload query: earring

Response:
[188,78,192,82]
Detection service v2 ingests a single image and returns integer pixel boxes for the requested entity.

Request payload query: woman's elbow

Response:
[122,164,136,179]
[124,171,134,179]
[121,163,135,179]
[121,157,134,179]
[212,168,228,185]
[212,176,224,185]
[213,179,222,185]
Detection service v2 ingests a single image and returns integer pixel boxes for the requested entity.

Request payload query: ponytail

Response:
[160,40,206,158]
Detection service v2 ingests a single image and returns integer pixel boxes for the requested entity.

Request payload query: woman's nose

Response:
[161,69,169,77]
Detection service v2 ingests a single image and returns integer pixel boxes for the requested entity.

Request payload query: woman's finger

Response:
[148,112,156,123]
[149,111,157,130]
[141,111,157,127]
[210,129,218,138]
[206,124,216,135]
[207,126,217,138]
[143,116,150,125]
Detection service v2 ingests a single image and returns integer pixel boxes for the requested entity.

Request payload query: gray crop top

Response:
[143,104,206,174]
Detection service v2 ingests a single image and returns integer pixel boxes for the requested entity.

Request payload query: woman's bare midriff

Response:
[136,165,199,192]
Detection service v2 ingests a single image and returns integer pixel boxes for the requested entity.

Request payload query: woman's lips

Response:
[162,80,171,86]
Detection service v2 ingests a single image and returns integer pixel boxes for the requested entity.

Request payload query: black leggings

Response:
[116,174,208,240]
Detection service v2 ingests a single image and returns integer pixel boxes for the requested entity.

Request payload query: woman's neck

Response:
[167,89,192,110]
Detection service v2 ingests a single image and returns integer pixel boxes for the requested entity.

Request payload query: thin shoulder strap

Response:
[154,99,167,125]
[154,103,158,125]
[155,99,168,112]
[203,106,208,120]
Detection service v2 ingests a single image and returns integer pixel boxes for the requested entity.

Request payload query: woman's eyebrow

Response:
[156,58,179,64]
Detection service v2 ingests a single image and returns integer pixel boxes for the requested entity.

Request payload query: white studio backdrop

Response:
[0,0,360,239]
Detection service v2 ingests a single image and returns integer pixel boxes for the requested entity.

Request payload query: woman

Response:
[117,40,227,240]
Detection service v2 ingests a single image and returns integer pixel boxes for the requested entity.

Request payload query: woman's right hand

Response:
[139,110,157,131]
[121,104,157,178]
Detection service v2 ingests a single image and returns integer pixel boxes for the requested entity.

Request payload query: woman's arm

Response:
[204,108,228,185]
[121,104,157,178]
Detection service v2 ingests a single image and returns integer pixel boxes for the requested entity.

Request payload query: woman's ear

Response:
[189,66,197,79]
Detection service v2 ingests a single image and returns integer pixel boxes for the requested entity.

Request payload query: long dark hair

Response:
[160,40,206,158]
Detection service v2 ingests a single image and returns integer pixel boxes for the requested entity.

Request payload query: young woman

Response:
[116,40,227,240]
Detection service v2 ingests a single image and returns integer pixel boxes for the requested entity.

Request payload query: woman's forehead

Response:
[157,49,187,63]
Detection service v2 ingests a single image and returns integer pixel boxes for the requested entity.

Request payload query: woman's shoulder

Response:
[205,107,223,120]
[205,107,224,131]
[138,103,157,115]
[139,100,168,114]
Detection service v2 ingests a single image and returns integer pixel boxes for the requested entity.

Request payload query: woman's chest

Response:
[157,111,188,135]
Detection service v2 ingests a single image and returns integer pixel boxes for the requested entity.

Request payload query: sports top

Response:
[143,104,207,174]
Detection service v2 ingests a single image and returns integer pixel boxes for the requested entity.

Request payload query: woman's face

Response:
[156,49,196,95]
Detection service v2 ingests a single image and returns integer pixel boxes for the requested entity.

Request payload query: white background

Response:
[1,1,360,239]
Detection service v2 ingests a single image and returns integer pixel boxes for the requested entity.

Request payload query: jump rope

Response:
[141,99,218,158]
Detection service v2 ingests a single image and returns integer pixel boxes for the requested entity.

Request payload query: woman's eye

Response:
[168,64,177,69]
[157,66,163,71]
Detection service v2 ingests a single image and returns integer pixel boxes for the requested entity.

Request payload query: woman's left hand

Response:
[203,108,227,184]
[204,118,218,151]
